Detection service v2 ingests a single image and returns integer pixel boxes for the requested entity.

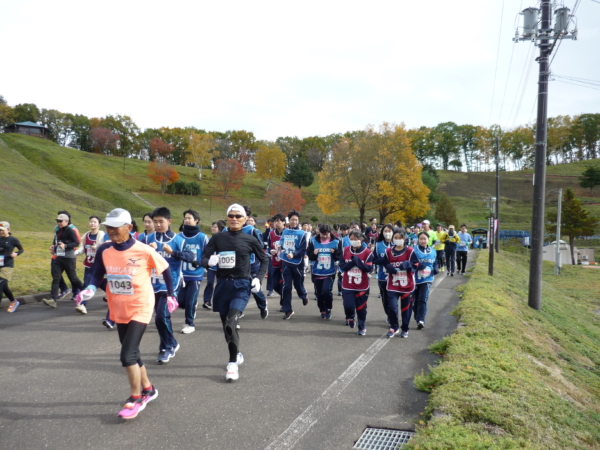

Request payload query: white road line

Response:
[264,274,445,450]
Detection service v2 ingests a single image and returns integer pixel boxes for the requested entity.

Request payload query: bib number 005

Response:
[219,251,236,269]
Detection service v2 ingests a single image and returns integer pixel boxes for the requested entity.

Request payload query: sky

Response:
[1,0,599,141]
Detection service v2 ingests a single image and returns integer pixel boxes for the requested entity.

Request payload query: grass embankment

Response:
[438,161,600,231]
[409,251,600,449]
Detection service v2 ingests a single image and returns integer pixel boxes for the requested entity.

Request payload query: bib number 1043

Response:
[108,274,134,295]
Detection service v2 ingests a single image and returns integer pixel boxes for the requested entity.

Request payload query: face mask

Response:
[393,239,405,247]
[383,232,393,240]
[350,240,361,248]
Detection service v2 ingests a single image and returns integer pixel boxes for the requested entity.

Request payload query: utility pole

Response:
[554,188,562,275]
[495,137,500,253]
[488,197,496,276]
[514,3,577,310]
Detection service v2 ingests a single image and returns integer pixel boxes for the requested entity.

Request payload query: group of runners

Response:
[0,207,473,420]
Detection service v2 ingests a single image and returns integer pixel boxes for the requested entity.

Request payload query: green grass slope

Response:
[2,133,599,234]
[409,251,600,449]
[438,162,600,230]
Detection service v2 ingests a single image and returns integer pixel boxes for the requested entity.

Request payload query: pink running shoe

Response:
[117,397,146,419]
[141,387,158,405]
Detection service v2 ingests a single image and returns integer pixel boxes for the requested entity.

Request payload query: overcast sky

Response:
[2,0,598,140]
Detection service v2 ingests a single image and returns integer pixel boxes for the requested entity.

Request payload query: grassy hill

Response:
[2,133,599,234]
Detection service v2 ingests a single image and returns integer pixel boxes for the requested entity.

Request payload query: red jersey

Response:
[342,246,372,291]
[269,229,284,268]
[385,246,415,293]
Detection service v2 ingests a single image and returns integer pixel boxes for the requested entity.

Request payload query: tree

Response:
[264,182,306,215]
[96,114,140,158]
[0,103,15,127]
[255,144,287,185]
[187,132,215,180]
[214,158,245,198]
[13,103,40,123]
[39,109,72,146]
[421,167,439,203]
[579,165,600,196]
[546,188,599,265]
[148,161,179,195]
[432,122,460,170]
[457,124,477,172]
[318,123,429,224]
[283,158,314,188]
[407,126,435,167]
[90,127,120,154]
[571,114,600,160]
[149,137,174,162]
[67,114,92,152]
[434,193,458,226]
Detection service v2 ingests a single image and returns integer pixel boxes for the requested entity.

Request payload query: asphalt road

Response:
[0,267,469,450]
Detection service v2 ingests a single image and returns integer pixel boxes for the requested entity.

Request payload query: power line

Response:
[554,79,600,91]
[489,0,506,126]
[511,45,537,127]
[507,41,535,126]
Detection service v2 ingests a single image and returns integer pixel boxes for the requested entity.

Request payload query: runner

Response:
[280,210,309,320]
[433,223,446,273]
[146,207,195,364]
[177,209,208,334]
[413,231,437,329]
[76,208,170,419]
[307,224,342,319]
[223,206,269,320]
[443,225,460,276]
[456,224,472,275]
[266,213,286,307]
[373,223,394,319]
[137,213,154,244]
[263,220,275,296]
[340,229,373,335]
[0,222,24,313]
[421,220,436,247]
[51,211,82,300]
[381,227,418,338]
[202,220,225,310]
[366,220,379,250]
[73,216,106,314]
[43,213,83,308]
[200,204,268,381]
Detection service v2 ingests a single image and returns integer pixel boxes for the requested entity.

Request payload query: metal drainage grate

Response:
[354,427,415,450]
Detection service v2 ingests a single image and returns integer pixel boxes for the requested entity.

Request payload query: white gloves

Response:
[251,278,261,293]
[167,295,179,313]
[76,287,97,305]
[208,255,219,267]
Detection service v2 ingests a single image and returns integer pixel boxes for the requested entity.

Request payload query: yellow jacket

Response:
[436,231,460,249]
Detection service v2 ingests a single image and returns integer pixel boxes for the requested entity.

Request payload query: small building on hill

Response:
[3,121,49,138]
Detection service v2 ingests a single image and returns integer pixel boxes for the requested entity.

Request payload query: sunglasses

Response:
[228,214,244,219]
[56,219,66,223]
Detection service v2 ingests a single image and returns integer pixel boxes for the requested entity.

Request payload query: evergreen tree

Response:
[579,164,600,196]
[434,193,458,226]
[546,188,599,265]
[283,158,314,189]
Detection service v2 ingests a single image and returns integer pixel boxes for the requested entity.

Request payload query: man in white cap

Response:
[201,204,269,381]
[76,208,174,419]
[421,220,436,248]
[43,213,83,308]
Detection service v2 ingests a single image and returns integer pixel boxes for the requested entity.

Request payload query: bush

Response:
[166,181,201,196]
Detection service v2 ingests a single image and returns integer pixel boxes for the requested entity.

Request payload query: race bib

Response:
[392,270,408,287]
[0,255,4,267]
[283,238,295,251]
[56,247,65,257]
[460,241,466,246]
[317,253,331,269]
[219,251,236,269]
[348,267,362,284]
[107,274,134,295]
[418,267,431,278]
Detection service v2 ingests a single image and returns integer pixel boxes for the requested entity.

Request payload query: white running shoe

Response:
[236,352,244,365]
[181,325,195,334]
[75,304,87,314]
[225,362,239,382]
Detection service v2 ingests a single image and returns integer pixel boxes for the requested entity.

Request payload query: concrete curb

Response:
[14,292,105,305]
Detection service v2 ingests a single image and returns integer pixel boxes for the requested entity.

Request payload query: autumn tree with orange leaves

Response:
[214,158,245,198]
[148,161,179,195]
[318,123,429,224]
[264,182,306,216]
